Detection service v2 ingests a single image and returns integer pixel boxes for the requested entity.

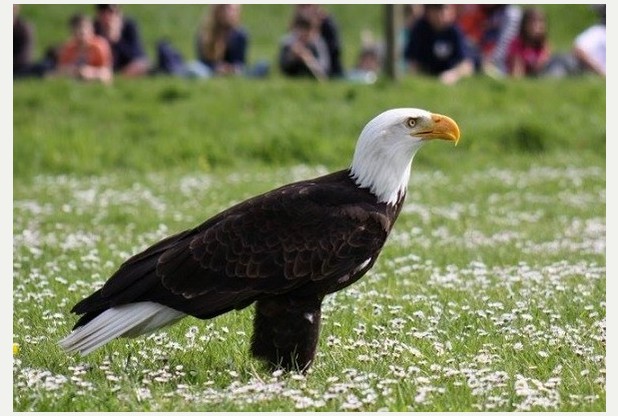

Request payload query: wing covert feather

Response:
[157,182,390,298]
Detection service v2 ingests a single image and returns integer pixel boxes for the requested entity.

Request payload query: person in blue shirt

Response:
[404,4,473,85]
[94,4,150,77]
[156,4,268,79]
[196,4,248,75]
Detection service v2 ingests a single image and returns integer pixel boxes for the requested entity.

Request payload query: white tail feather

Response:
[59,302,186,355]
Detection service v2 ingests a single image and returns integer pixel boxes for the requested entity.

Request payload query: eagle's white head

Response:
[350,108,460,205]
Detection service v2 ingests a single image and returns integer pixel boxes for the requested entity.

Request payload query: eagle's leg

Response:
[250,294,323,372]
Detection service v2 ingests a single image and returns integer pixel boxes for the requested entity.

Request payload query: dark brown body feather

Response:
[70,169,404,370]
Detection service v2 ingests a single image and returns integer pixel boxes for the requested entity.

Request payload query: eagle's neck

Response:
[350,141,422,206]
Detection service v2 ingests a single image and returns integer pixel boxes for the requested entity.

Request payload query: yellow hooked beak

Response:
[416,113,461,145]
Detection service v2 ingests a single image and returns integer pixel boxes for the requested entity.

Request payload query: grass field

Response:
[13,4,605,413]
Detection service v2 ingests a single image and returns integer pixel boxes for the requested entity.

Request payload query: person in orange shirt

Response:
[57,13,113,84]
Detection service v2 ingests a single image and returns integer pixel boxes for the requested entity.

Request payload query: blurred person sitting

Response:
[279,11,330,80]
[294,4,343,78]
[505,7,551,78]
[56,13,113,84]
[346,30,382,84]
[572,4,605,77]
[156,4,268,79]
[404,4,473,85]
[13,4,35,77]
[457,4,522,77]
[94,4,150,77]
[195,4,248,76]
[537,4,606,78]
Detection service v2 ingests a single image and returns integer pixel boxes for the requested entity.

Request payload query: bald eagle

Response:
[60,108,460,371]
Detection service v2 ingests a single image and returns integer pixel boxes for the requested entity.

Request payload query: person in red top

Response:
[456,4,522,76]
[505,7,550,77]
[57,13,113,84]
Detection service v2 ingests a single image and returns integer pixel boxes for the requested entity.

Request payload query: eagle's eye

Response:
[405,117,417,128]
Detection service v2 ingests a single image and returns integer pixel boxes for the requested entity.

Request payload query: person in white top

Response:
[572,5,606,76]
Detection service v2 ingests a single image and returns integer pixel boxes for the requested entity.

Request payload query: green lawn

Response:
[13,4,605,412]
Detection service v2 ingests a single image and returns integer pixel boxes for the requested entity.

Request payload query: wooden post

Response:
[384,4,398,80]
